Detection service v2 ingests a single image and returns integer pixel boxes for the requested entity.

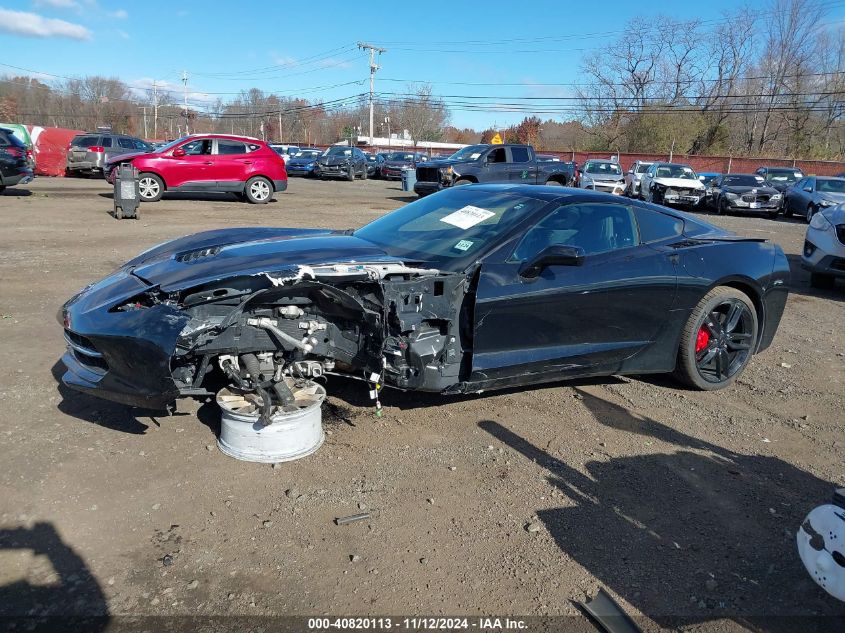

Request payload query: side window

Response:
[118,137,135,149]
[100,137,113,148]
[0,130,10,147]
[510,203,638,261]
[181,139,212,155]
[73,136,99,148]
[634,207,683,244]
[216,140,247,155]
[135,139,150,150]
[510,147,530,163]
[247,143,260,152]
[487,147,506,163]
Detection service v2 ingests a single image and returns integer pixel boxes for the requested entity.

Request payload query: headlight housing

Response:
[810,211,833,230]
[771,193,782,200]
[819,199,836,207]
[726,192,738,199]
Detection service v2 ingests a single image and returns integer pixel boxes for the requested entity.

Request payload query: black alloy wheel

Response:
[675,287,758,390]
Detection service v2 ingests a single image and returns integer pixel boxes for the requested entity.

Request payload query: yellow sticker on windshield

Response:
[440,206,496,230]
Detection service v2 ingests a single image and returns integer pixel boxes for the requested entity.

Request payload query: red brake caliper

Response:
[695,326,710,353]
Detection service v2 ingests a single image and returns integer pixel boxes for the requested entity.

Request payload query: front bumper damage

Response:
[60,262,472,410]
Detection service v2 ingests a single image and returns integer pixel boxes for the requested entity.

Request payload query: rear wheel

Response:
[361,164,368,180]
[138,173,164,202]
[544,179,563,187]
[454,178,473,186]
[245,176,273,204]
[674,286,758,390]
[0,185,5,193]
[810,272,836,289]
[114,206,123,220]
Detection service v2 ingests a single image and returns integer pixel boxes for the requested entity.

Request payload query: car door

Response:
[164,137,213,188]
[790,177,813,215]
[641,164,656,198]
[207,139,254,190]
[469,200,678,385]
[506,146,537,183]
[482,146,509,183]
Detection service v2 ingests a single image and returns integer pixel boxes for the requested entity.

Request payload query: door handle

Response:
[203,161,213,165]
[242,160,253,165]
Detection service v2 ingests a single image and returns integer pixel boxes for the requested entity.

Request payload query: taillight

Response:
[90,146,105,153]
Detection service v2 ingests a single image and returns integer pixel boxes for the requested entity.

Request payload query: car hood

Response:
[819,192,845,203]
[104,150,149,166]
[584,173,624,181]
[723,185,779,195]
[126,228,401,292]
[287,157,317,166]
[654,177,705,190]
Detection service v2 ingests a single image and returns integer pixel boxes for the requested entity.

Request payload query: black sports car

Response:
[709,174,783,218]
[59,185,789,413]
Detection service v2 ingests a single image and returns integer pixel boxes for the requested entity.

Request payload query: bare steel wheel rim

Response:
[138,177,159,199]
[694,299,754,384]
[250,179,270,200]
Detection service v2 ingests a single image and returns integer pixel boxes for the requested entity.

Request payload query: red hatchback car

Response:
[105,134,287,204]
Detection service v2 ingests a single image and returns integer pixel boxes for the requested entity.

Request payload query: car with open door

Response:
[58,185,789,416]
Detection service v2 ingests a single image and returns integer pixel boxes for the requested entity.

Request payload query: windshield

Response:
[354,188,548,271]
[293,150,320,158]
[655,164,697,179]
[323,146,352,157]
[448,145,487,161]
[817,178,845,193]
[723,175,765,187]
[635,163,652,173]
[387,152,417,161]
[766,170,802,183]
[585,162,622,176]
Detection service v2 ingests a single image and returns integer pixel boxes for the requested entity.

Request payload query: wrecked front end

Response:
[60,261,471,414]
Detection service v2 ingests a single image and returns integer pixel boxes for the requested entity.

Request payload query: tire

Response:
[347,165,355,182]
[361,165,368,180]
[806,204,816,224]
[783,199,793,217]
[545,179,563,187]
[134,206,140,221]
[114,206,123,220]
[454,178,473,186]
[137,173,164,202]
[674,286,758,391]
[718,197,729,215]
[245,176,273,204]
[767,209,779,219]
[810,272,835,289]
[0,185,5,193]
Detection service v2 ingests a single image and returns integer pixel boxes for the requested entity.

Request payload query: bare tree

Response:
[394,84,448,146]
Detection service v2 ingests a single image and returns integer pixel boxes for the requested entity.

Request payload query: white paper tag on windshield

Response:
[454,239,473,251]
[440,205,495,230]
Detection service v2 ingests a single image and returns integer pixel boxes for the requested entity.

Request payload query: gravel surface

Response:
[0,177,843,631]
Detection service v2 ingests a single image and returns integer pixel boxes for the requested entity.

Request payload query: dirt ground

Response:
[1,176,844,632]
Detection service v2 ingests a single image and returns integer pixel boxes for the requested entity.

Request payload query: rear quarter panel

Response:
[676,239,789,354]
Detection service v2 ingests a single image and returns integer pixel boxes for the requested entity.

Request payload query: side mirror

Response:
[804,186,813,192]
[520,245,585,279]
[172,148,186,158]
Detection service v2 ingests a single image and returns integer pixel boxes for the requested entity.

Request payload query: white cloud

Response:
[116,29,129,39]
[109,9,127,19]
[33,0,80,8]
[0,8,91,40]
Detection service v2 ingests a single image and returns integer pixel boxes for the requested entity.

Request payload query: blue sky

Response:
[2,0,845,130]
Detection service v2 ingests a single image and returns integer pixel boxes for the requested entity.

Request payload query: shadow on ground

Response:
[0,521,108,629]
[479,388,845,632]
[785,254,844,301]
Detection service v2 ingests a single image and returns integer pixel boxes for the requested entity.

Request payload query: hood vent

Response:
[175,246,221,263]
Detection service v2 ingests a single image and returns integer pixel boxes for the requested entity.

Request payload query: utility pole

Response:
[357,42,386,146]
[182,70,189,135]
[141,106,147,138]
[152,80,158,140]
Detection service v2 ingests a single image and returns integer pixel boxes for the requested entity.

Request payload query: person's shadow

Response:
[480,388,845,632]
[0,522,108,631]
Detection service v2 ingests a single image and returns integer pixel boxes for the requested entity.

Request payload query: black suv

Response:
[315,146,369,181]
[0,127,34,193]
[66,133,153,176]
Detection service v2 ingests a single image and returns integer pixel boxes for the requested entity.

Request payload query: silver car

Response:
[66,133,152,176]
[624,160,654,197]
[579,159,625,195]
[802,204,845,289]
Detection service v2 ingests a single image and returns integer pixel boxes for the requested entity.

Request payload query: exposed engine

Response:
[116,263,471,420]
